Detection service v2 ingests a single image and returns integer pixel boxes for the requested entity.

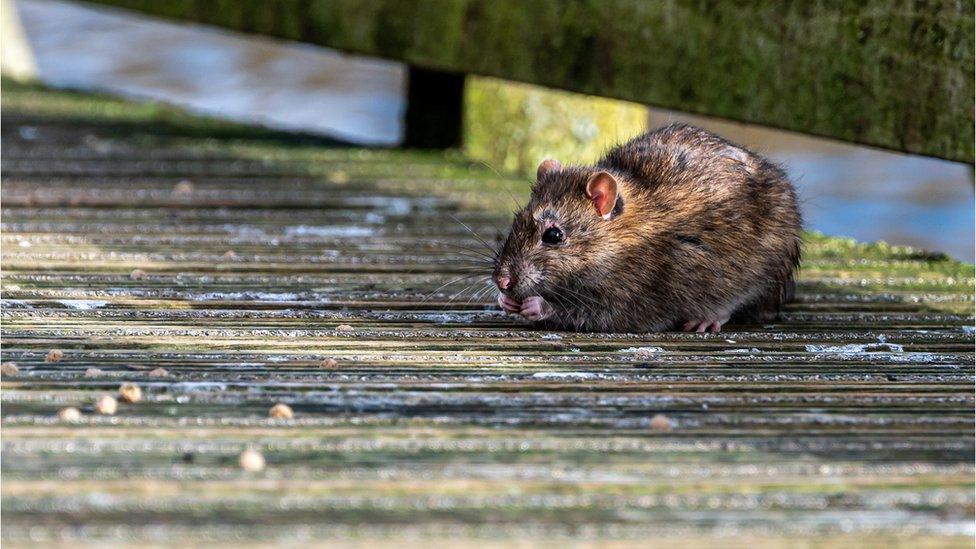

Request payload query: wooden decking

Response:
[1,82,974,547]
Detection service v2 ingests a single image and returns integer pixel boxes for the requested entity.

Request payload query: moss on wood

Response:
[85,0,975,163]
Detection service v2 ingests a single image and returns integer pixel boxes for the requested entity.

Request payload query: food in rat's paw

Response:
[58,407,82,422]
[94,395,118,415]
[1,362,19,376]
[118,383,142,403]
[268,403,294,419]
[238,449,266,472]
[46,349,64,362]
[492,124,801,333]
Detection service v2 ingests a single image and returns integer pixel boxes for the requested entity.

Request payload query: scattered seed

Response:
[320,358,338,368]
[58,407,82,422]
[94,395,118,415]
[148,367,169,378]
[84,367,104,377]
[222,250,237,258]
[45,349,64,362]
[269,403,294,419]
[239,449,266,472]
[118,383,142,403]
[130,268,147,280]
[336,324,354,332]
[172,180,194,195]
[1,362,19,376]
[650,414,673,431]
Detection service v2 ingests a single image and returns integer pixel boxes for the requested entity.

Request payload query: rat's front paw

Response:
[681,311,731,333]
[497,292,521,314]
[520,296,552,322]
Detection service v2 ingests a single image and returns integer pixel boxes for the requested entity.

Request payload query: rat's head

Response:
[493,159,627,300]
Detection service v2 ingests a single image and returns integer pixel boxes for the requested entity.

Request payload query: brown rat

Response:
[492,123,801,333]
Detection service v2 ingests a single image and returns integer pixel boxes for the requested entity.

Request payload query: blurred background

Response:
[4,0,973,260]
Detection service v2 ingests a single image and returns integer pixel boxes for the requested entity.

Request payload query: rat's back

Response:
[598,123,803,329]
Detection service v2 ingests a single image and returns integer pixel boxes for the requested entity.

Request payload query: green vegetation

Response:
[465,75,647,176]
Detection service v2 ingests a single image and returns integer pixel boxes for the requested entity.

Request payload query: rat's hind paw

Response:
[681,312,731,333]
[520,296,552,322]
[497,292,521,314]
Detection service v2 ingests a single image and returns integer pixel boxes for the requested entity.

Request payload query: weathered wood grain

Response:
[1,81,973,546]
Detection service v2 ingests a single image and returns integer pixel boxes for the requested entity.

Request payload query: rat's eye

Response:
[541,226,564,245]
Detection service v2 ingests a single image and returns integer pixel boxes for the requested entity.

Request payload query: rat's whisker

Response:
[475,159,525,212]
[449,252,495,266]
[465,280,496,305]
[435,239,498,258]
[448,213,499,256]
[446,278,486,303]
[421,273,486,303]
[548,281,600,319]
[441,245,497,263]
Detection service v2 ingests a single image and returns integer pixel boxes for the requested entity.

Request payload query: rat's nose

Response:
[494,273,512,291]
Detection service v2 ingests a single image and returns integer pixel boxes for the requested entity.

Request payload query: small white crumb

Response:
[650,414,673,431]
[172,180,194,195]
[118,383,142,403]
[94,395,117,415]
[620,346,664,357]
[239,449,266,472]
[269,403,294,419]
[58,407,82,422]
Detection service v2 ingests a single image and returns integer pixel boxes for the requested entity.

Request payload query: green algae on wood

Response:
[84,0,975,163]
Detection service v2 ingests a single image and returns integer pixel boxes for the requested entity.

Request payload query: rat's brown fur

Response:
[493,123,802,332]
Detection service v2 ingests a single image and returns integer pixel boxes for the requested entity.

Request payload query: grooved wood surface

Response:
[1,82,974,547]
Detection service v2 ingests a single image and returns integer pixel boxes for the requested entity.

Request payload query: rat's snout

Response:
[493,254,543,298]
[493,260,521,293]
[493,268,515,292]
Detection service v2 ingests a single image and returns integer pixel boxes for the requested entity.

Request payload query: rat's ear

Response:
[585,171,618,219]
[536,158,561,180]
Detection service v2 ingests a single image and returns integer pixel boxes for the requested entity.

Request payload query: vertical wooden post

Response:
[403,66,464,149]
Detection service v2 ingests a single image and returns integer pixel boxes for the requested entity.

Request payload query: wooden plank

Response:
[81,0,975,163]
[1,80,974,546]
